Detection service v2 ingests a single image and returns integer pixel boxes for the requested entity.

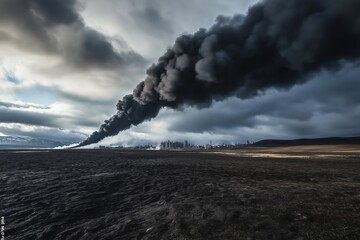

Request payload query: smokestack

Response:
[78,0,360,147]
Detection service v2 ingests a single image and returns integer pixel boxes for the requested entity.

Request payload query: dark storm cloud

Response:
[13,82,116,108]
[0,0,55,52]
[0,126,84,143]
[0,108,58,127]
[0,105,105,130]
[167,100,264,133]
[0,0,144,68]
[168,96,314,133]
[130,3,173,37]
[170,62,360,137]
[4,82,119,129]
[79,0,360,146]
[33,0,80,26]
[59,89,114,107]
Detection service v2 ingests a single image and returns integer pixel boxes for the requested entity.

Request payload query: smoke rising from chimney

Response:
[78,0,360,147]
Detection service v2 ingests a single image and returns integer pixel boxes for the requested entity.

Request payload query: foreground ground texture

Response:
[1,146,360,240]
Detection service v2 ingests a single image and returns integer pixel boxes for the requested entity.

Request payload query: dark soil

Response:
[1,149,360,239]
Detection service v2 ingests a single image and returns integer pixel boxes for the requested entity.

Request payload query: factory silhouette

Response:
[98,140,251,150]
[160,140,250,150]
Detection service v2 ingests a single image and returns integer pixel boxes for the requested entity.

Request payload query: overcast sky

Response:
[1,0,360,147]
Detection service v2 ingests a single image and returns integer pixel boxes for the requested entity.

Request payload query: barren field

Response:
[1,146,360,239]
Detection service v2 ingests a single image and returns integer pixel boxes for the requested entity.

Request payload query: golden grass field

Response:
[208,145,360,159]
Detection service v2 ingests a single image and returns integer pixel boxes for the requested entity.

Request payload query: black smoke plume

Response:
[78,0,360,147]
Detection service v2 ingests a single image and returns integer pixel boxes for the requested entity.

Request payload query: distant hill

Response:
[253,136,360,147]
[0,136,73,149]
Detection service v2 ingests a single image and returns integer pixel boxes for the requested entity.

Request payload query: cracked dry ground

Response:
[1,149,360,240]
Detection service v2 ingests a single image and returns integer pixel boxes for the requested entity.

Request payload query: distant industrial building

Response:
[159,140,249,150]
[160,140,189,149]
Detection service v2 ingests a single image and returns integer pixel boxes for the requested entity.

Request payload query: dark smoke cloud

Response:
[79,0,360,147]
[0,0,144,68]
[79,95,161,146]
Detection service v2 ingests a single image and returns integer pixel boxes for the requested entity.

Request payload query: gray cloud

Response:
[0,104,107,136]
[0,125,84,143]
[0,108,59,127]
[168,62,360,139]
[0,101,50,110]
[0,0,145,69]
[128,2,174,37]
[33,0,80,26]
